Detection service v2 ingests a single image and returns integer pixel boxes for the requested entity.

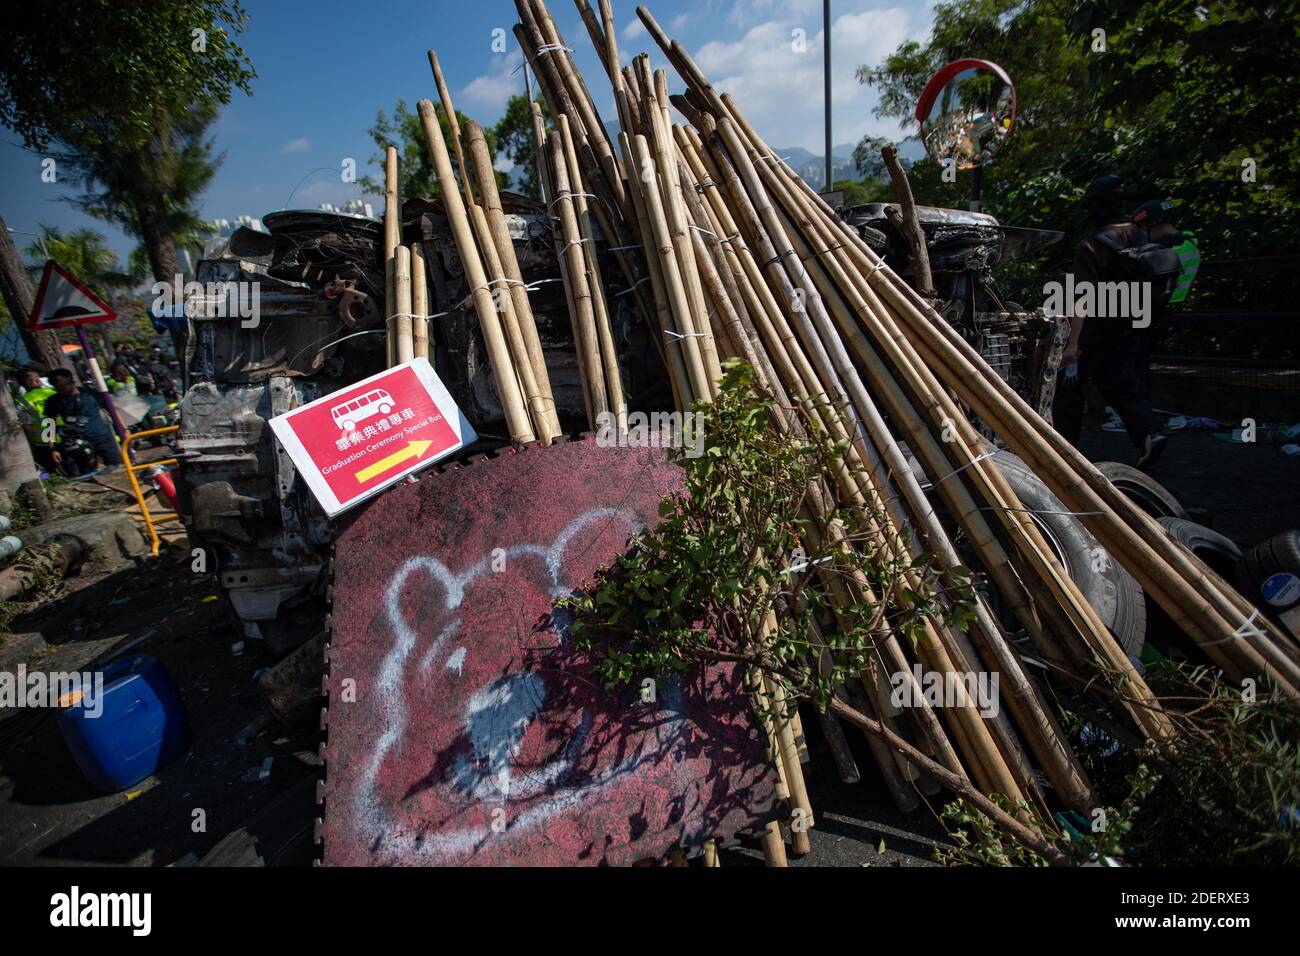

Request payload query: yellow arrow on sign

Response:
[355,440,433,483]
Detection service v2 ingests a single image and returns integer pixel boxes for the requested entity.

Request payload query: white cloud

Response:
[280,137,311,154]
[622,18,646,41]
[693,6,915,152]
[456,51,525,123]
[670,14,689,31]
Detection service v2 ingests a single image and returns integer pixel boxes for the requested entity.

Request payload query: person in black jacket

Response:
[1053,174,1167,469]
[43,369,122,471]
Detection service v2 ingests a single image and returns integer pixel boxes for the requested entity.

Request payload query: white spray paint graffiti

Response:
[351,508,683,862]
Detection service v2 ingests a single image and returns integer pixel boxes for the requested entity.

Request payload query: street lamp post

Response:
[824,0,832,194]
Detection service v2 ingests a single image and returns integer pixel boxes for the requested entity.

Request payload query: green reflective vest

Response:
[1168,233,1199,305]
[15,386,60,443]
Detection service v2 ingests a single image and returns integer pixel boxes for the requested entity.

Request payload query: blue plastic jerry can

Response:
[56,655,190,793]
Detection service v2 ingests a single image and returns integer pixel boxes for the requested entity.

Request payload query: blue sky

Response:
[0,0,936,264]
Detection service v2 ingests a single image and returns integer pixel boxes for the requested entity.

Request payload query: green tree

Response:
[359,99,504,202]
[61,104,223,286]
[857,0,1299,268]
[25,226,130,298]
[832,178,894,207]
[494,94,549,201]
[0,1,256,353]
[857,0,1098,258]
[851,135,894,181]
[1073,0,1299,261]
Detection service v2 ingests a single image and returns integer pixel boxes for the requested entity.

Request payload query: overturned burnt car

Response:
[844,201,1068,426]
[175,196,666,657]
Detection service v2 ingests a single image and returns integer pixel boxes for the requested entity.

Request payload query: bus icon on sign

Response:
[331,389,395,432]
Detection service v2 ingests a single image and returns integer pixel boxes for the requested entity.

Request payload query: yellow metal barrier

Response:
[121,425,181,557]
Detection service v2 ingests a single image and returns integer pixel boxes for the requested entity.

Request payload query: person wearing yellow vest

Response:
[14,367,59,471]
[106,360,138,396]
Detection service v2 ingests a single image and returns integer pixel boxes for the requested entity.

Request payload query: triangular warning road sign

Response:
[28,260,117,330]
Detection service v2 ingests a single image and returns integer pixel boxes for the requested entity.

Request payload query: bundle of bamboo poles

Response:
[375,53,562,446]
[492,0,1300,865]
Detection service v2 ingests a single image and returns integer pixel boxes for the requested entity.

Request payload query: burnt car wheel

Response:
[995,451,1147,657]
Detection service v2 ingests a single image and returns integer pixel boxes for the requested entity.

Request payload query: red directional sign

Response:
[28,260,117,330]
[269,358,476,517]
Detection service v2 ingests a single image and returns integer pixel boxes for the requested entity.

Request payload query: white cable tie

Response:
[931,450,998,487]
[977,506,1108,517]
[560,236,594,252]
[550,191,598,210]
[616,277,651,296]
[665,330,713,343]
[689,224,717,238]
[387,312,434,321]
[785,555,833,576]
[535,43,574,56]
[291,328,384,367]
[1200,609,1268,646]
[719,233,741,244]
[608,244,642,252]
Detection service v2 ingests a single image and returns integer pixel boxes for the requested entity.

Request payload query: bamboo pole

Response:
[428,50,473,207]
[630,134,712,403]
[417,98,535,444]
[517,0,626,216]
[549,132,609,424]
[393,245,414,365]
[557,114,627,431]
[411,242,431,362]
[464,120,562,440]
[619,132,692,411]
[384,146,400,368]
[468,203,555,443]
[638,62,721,393]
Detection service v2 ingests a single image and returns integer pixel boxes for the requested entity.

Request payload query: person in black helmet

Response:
[1052,174,1167,469]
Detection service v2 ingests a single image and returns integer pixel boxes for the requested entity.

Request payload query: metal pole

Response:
[823,0,833,194]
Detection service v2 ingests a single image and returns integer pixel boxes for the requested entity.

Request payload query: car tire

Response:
[1157,517,1243,580]
[1095,461,1186,520]
[1236,529,1300,617]
[995,451,1147,657]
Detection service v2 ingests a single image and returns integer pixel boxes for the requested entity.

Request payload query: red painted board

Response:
[320,438,780,866]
